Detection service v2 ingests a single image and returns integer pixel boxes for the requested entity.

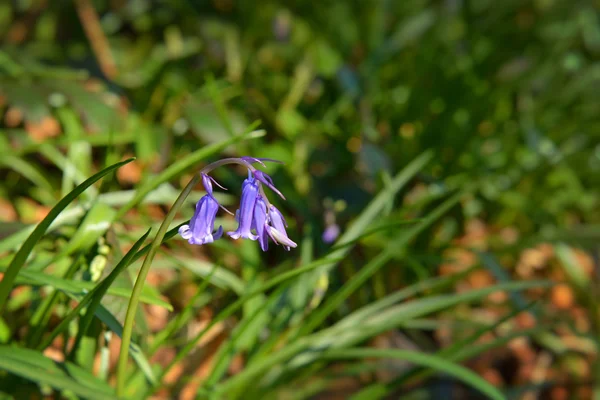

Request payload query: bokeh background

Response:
[0,0,599,399]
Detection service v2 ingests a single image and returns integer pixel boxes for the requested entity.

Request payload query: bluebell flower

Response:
[228,174,259,240]
[253,196,269,251]
[322,224,340,243]
[179,195,223,245]
[267,205,297,250]
[178,157,296,251]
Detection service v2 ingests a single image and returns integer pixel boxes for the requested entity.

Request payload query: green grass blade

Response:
[216,281,550,395]
[203,283,291,388]
[75,229,153,349]
[0,345,115,400]
[38,229,151,351]
[0,158,135,313]
[167,255,246,295]
[154,257,341,390]
[320,348,505,400]
[117,174,201,396]
[148,266,218,355]
[9,268,171,309]
[299,191,462,336]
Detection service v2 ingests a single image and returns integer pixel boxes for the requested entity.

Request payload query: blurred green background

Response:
[0,0,599,399]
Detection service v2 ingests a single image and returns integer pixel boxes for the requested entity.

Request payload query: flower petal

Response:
[227,177,259,240]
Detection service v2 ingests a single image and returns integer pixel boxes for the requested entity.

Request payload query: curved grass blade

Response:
[116,174,201,396]
[353,302,540,399]
[298,191,463,337]
[74,230,152,351]
[38,229,152,351]
[320,348,505,400]
[0,345,115,400]
[0,158,135,313]
[214,280,550,395]
[9,268,171,309]
[154,257,342,392]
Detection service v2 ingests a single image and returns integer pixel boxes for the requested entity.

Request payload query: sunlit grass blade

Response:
[153,257,342,392]
[203,283,291,388]
[320,348,505,400]
[165,254,246,295]
[353,302,540,399]
[298,191,463,337]
[0,158,135,313]
[148,266,218,355]
[0,345,115,400]
[307,151,433,286]
[215,280,551,396]
[38,229,151,351]
[8,268,171,309]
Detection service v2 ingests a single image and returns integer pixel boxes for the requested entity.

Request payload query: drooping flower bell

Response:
[253,196,270,251]
[179,157,296,252]
[267,204,297,250]
[228,173,259,240]
[178,195,223,245]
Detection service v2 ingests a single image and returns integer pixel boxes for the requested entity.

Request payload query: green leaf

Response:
[321,348,505,400]
[0,346,115,400]
[0,158,135,313]
[9,268,172,309]
[299,151,434,314]
[299,190,462,336]
[168,255,246,295]
[215,281,551,395]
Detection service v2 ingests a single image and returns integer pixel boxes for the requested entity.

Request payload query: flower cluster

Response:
[179,157,297,251]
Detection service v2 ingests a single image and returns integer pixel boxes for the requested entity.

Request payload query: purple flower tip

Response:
[267,205,297,250]
[253,170,286,200]
[322,224,340,243]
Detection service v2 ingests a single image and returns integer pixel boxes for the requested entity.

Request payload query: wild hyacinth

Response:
[178,157,297,251]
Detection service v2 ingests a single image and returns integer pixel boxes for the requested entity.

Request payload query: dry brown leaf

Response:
[4,107,23,127]
[25,116,62,142]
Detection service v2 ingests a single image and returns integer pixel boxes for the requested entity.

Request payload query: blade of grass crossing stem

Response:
[66,230,152,355]
[27,255,83,348]
[0,158,135,314]
[9,268,171,308]
[298,191,462,337]
[0,345,115,399]
[321,348,505,400]
[114,126,264,220]
[116,174,200,397]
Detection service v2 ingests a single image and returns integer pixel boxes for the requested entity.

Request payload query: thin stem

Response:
[199,158,255,175]
[116,174,200,396]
